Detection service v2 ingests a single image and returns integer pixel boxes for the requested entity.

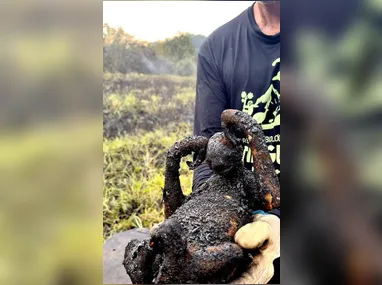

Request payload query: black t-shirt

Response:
[193,2,280,190]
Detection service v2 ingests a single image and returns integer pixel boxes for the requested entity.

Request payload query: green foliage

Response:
[103,24,205,76]
[161,32,195,62]
[103,73,196,240]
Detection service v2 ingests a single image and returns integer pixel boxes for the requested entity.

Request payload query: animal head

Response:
[206,132,244,176]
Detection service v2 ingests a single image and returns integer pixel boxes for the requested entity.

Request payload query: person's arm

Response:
[192,39,229,190]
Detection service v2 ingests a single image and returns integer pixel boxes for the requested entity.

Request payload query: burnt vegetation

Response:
[103,73,199,240]
[102,23,207,241]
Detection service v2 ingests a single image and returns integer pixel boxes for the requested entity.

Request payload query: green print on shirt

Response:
[241,57,280,175]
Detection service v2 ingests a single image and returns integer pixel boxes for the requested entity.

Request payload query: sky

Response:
[103,1,252,42]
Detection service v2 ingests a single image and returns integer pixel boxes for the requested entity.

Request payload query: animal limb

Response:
[191,243,247,283]
[163,136,208,218]
[153,242,246,284]
[221,109,280,210]
[122,239,158,284]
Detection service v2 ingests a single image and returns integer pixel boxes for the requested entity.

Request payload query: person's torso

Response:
[211,3,280,176]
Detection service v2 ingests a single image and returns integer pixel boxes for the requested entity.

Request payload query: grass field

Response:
[103,72,197,240]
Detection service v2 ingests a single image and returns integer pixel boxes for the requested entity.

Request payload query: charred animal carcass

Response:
[123,109,280,284]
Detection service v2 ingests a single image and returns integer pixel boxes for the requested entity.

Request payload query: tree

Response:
[103,25,199,76]
[162,32,196,62]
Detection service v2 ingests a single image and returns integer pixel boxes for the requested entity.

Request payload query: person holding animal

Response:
[124,109,279,284]
[193,1,280,284]
[122,2,280,284]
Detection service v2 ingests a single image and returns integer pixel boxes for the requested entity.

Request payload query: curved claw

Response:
[221,109,280,210]
[186,160,199,170]
[186,141,207,170]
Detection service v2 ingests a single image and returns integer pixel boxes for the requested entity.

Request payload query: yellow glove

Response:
[231,213,280,284]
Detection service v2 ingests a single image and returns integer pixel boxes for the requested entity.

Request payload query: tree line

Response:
[103,24,206,76]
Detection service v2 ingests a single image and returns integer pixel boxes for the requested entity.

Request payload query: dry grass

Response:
[103,73,196,240]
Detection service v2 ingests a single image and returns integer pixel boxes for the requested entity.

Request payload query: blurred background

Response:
[282,0,382,284]
[1,0,381,285]
[0,1,103,285]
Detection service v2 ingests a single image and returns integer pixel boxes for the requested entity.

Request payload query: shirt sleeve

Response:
[192,39,229,190]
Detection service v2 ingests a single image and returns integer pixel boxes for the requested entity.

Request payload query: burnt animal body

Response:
[123,109,280,284]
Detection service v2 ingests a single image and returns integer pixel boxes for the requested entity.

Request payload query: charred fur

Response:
[123,109,280,284]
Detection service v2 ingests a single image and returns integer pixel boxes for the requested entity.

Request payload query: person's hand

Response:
[231,211,280,284]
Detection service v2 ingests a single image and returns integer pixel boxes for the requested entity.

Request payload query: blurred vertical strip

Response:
[0,1,103,285]
[282,0,382,284]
